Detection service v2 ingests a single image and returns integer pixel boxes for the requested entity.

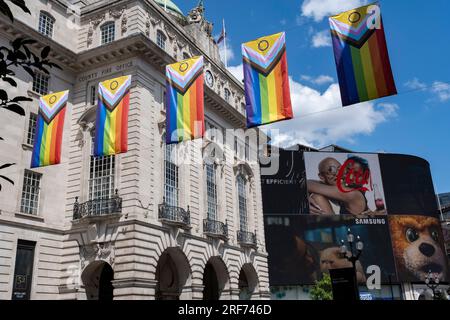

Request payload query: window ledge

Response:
[15,212,44,222]
[27,90,41,99]
[22,143,33,151]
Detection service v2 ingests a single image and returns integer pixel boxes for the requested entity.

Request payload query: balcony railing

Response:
[158,201,190,228]
[73,190,122,220]
[237,230,257,248]
[203,218,228,240]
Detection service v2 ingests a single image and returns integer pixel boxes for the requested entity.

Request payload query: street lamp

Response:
[425,270,440,300]
[340,228,364,300]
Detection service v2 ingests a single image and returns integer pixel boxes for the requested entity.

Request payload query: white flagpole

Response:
[164,0,167,12]
[223,19,228,68]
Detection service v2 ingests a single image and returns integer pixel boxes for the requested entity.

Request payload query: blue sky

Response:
[176,0,450,194]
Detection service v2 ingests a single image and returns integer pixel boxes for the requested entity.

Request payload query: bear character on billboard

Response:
[389,216,449,282]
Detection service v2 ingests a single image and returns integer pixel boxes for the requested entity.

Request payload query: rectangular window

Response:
[206,164,217,220]
[237,176,248,231]
[101,23,115,45]
[38,12,54,38]
[157,31,166,50]
[234,137,238,156]
[245,136,250,161]
[89,85,97,105]
[32,73,49,95]
[89,137,115,202]
[11,240,36,300]
[164,143,179,207]
[26,113,37,146]
[20,170,41,215]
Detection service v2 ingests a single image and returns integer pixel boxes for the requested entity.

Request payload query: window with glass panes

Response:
[245,137,250,161]
[89,136,115,201]
[20,170,41,215]
[205,163,218,220]
[164,141,179,207]
[26,113,37,146]
[32,73,49,95]
[157,30,166,50]
[237,175,248,231]
[89,85,97,105]
[38,12,54,38]
[224,88,231,102]
[101,22,115,45]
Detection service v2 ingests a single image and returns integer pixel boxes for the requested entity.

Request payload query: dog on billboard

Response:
[389,215,449,282]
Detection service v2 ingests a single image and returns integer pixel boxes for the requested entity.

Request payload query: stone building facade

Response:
[0,0,270,300]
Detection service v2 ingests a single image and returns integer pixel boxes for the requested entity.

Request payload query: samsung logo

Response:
[355,218,386,225]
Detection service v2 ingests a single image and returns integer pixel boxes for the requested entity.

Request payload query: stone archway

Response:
[156,247,192,300]
[81,261,114,300]
[202,256,230,300]
[238,263,259,300]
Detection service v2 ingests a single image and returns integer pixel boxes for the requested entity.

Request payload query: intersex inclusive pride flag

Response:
[31,91,68,168]
[242,32,293,128]
[165,56,205,144]
[329,2,397,107]
[94,75,131,157]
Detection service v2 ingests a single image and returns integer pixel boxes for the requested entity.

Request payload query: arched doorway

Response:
[81,261,114,300]
[156,248,191,300]
[238,264,259,300]
[202,257,230,300]
[203,262,219,300]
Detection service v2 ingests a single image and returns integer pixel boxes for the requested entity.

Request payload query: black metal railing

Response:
[237,230,257,247]
[73,190,122,220]
[158,201,190,227]
[203,218,228,239]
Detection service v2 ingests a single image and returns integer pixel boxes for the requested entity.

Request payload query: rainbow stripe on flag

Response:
[94,75,131,157]
[242,32,293,128]
[329,2,397,107]
[31,91,68,168]
[166,56,205,144]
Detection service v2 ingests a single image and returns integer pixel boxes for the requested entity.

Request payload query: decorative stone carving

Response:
[187,2,213,37]
[86,25,94,47]
[145,13,151,35]
[164,25,176,40]
[109,7,125,19]
[80,242,116,269]
[90,14,105,28]
[121,14,128,35]
[149,14,161,26]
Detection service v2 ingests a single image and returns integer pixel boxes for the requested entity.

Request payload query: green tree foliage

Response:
[0,0,61,190]
[310,273,333,300]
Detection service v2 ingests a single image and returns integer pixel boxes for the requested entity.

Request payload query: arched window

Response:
[237,175,248,232]
[205,163,218,220]
[101,22,115,45]
[157,30,167,50]
[38,11,55,38]
[164,138,179,207]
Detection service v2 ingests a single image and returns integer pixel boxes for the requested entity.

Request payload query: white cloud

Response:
[301,75,334,85]
[218,42,234,66]
[227,65,244,83]
[431,81,450,102]
[228,64,398,148]
[266,79,398,147]
[301,0,367,22]
[404,78,450,102]
[311,29,331,48]
[404,78,427,90]
[280,19,287,26]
